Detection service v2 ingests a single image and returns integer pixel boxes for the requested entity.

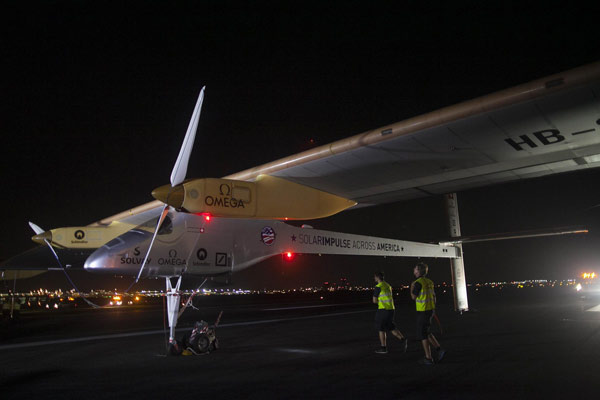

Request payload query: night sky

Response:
[3,2,600,291]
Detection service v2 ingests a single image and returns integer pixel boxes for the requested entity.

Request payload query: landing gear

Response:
[164,275,221,356]
[165,276,182,355]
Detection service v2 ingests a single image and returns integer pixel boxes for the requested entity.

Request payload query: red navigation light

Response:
[201,213,212,222]
[283,251,295,261]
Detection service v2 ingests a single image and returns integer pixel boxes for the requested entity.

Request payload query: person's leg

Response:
[428,333,440,349]
[379,331,387,346]
[390,329,405,340]
[391,328,408,352]
[417,312,434,362]
[429,333,446,361]
[421,339,432,359]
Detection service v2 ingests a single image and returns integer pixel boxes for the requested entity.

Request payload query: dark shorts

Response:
[416,310,434,340]
[375,309,396,332]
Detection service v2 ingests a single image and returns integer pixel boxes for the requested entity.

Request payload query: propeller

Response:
[131,86,206,286]
[28,222,99,308]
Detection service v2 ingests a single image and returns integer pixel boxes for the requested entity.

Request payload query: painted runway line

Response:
[263,302,367,311]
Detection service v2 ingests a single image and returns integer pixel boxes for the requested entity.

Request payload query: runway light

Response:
[576,283,583,292]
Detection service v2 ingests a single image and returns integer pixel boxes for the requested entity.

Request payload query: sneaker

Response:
[375,346,388,354]
[401,338,408,353]
[418,357,434,365]
[436,348,446,362]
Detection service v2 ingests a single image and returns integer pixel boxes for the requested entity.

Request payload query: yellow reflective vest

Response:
[414,277,435,311]
[376,281,395,310]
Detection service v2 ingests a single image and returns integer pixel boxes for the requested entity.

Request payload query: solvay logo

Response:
[261,226,276,246]
[74,230,85,240]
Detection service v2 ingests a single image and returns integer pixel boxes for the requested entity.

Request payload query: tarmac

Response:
[1,287,599,399]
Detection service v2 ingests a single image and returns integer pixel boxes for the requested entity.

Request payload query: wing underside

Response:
[94,62,600,225]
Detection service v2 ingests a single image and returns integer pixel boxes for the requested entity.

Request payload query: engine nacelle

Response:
[152,174,356,220]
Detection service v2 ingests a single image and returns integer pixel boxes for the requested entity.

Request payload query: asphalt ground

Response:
[1,287,599,399]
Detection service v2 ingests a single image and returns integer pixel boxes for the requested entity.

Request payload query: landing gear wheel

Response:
[195,334,210,353]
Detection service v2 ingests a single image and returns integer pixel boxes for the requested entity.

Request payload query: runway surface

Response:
[2,288,600,399]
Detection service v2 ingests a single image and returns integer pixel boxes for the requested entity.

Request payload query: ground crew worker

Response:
[373,271,407,354]
[410,262,446,364]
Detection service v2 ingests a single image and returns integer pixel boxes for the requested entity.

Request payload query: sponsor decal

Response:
[192,248,210,267]
[204,183,245,209]
[120,257,151,264]
[215,252,227,266]
[297,233,406,253]
[71,229,88,244]
[120,248,187,266]
[220,184,231,196]
[261,226,276,245]
[197,248,207,260]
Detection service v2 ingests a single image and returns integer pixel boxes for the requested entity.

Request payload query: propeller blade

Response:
[170,87,205,187]
[135,204,170,283]
[29,221,45,235]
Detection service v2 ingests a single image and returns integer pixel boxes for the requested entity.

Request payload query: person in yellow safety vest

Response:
[410,262,446,365]
[373,271,408,354]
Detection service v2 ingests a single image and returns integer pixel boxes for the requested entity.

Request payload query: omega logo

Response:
[219,184,231,196]
[74,230,85,240]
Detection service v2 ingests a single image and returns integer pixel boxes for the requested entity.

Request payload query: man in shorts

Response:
[373,271,408,354]
[410,262,446,364]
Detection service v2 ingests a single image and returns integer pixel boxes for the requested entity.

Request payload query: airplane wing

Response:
[92,61,600,225]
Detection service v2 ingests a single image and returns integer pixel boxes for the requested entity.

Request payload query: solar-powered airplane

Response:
[2,62,599,353]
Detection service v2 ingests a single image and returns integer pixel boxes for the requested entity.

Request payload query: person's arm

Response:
[373,286,381,304]
[410,281,421,300]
